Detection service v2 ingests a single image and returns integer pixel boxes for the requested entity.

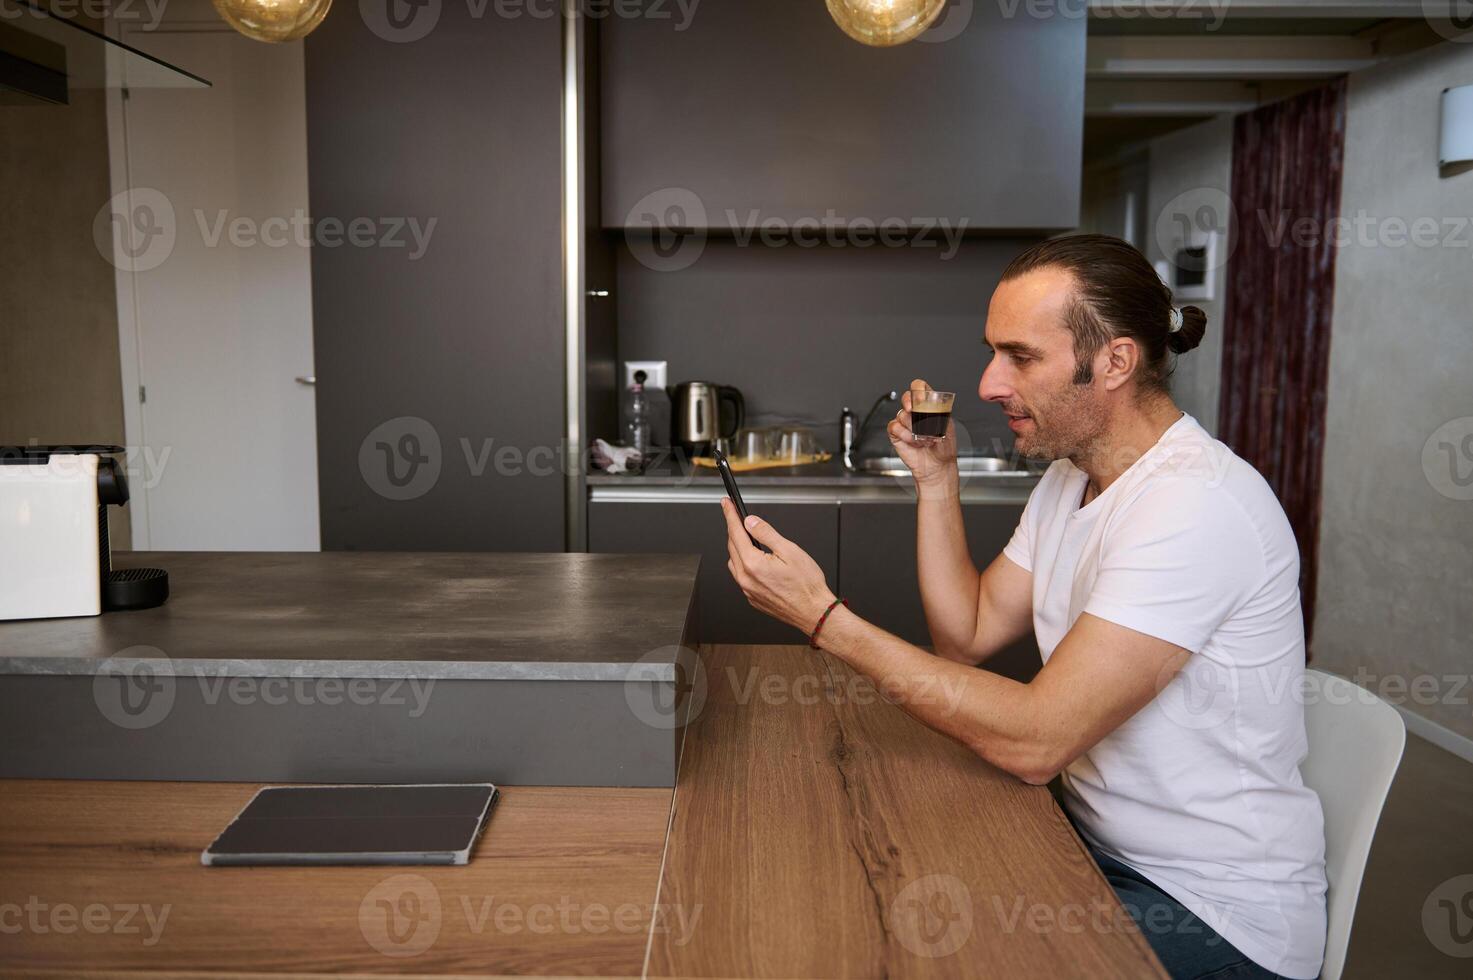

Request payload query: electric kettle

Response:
[671,382,744,456]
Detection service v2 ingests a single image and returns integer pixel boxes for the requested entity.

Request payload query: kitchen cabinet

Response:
[305,9,564,551]
[838,502,1040,683]
[601,0,1085,231]
[588,496,1038,677]
[588,501,838,644]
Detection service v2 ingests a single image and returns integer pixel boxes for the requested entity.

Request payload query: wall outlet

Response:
[624,360,668,389]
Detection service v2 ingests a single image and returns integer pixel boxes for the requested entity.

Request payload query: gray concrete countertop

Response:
[587,454,1040,505]
[0,552,699,682]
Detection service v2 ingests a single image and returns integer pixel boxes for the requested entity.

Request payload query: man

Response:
[720,234,1327,979]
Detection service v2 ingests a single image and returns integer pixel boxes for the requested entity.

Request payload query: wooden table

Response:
[0,646,1165,978]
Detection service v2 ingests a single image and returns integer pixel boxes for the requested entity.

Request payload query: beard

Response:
[1009,381,1108,462]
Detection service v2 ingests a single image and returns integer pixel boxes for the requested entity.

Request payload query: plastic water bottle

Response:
[627,371,651,461]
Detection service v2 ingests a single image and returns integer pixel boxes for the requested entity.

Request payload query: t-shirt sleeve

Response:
[1083,482,1267,653]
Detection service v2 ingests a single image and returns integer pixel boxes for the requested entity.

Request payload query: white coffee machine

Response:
[0,446,168,621]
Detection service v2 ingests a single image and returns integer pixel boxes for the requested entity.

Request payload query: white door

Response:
[111,23,320,550]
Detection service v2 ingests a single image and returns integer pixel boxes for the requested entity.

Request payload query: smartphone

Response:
[713,450,771,554]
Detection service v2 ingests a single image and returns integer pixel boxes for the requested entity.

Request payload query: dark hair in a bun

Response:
[1002,234,1210,394]
[1168,305,1208,355]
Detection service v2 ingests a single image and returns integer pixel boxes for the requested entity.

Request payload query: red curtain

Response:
[1218,79,1347,649]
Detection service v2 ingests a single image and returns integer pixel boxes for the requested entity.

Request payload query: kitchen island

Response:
[0,552,699,786]
[0,646,1166,979]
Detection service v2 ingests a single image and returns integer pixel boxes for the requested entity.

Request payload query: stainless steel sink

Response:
[857,456,1026,477]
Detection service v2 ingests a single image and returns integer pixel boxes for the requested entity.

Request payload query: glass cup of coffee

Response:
[909,388,956,440]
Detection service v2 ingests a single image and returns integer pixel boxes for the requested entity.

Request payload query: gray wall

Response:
[613,237,1031,458]
[305,7,565,551]
[1143,115,1234,435]
[1313,42,1473,742]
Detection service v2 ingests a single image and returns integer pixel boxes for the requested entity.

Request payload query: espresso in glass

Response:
[909,389,956,438]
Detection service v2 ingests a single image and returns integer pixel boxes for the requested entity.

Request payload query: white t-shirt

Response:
[1002,413,1327,979]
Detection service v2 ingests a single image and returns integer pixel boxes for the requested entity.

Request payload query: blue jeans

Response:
[1088,845,1282,980]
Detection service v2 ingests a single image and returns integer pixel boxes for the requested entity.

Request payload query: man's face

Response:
[979,268,1107,461]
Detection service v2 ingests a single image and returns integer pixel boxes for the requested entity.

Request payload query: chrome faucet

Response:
[842,390,899,472]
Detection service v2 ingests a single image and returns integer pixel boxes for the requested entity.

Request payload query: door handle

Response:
[295,376,316,385]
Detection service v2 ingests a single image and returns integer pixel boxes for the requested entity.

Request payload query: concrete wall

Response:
[1143,115,1234,435]
[1313,42,1473,743]
[0,53,131,545]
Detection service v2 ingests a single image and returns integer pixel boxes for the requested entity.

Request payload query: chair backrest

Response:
[1299,667,1406,980]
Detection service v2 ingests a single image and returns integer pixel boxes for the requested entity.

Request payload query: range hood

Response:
[0,0,208,106]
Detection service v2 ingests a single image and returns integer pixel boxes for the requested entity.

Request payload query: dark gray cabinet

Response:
[588,497,1039,678]
[306,8,564,551]
[601,0,1085,230]
[588,501,838,644]
[838,502,1039,683]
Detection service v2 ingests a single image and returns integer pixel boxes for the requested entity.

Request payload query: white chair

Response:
[1299,667,1406,980]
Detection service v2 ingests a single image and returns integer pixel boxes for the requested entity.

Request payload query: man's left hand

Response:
[721,498,836,634]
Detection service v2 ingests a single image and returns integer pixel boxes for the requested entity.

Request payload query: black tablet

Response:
[202,783,498,867]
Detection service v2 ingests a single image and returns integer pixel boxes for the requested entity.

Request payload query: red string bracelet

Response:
[809,598,848,649]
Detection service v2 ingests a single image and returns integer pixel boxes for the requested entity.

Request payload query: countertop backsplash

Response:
[612,235,1038,458]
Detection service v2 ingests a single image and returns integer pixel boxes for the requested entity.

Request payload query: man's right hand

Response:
[887,378,958,494]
